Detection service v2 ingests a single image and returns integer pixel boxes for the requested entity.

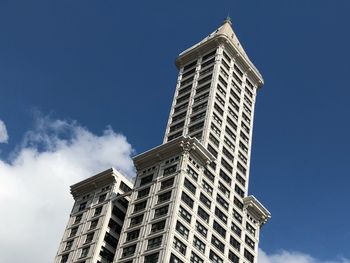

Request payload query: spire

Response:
[223,15,232,26]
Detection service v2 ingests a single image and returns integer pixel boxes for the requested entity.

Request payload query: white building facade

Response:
[113,19,270,263]
[54,168,133,263]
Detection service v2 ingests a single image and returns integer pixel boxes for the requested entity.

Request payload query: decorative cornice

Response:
[243,195,271,226]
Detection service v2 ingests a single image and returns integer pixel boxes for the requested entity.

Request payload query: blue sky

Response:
[0,0,349,262]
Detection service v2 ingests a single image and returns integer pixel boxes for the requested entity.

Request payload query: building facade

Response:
[113,18,270,263]
[54,168,133,263]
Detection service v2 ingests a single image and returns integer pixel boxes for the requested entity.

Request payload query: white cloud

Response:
[0,115,135,263]
[258,249,350,263]
[0,119,9,143]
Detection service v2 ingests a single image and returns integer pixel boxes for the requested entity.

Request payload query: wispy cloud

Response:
[259,249,350,263]
[0,119,9,143]
[0,115,135,263]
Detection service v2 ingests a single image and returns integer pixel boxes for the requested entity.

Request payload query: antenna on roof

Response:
[224,15,232,25]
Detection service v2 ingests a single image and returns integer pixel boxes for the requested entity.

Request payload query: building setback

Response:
[54,168,133,263]
[55,18,270,263]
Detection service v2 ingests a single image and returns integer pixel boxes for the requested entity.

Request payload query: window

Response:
[158,191,172,203]
[233,209,243,223]
[80,246,90,258]
[187,166,198,181]
[211,235,225,253]
[70,227,78,237]
[215,207,227,224]
[148,236,163,249]
[126,229,140,241]
[112,205,126,221]
[89,219,98,230]
[230,236,240,251]
[221,158,233,173]
[213,221,226,238]
[154,205,169,218]
[246,222,256,236]
[161,177,175,190]
[202,180,213,196]
[222,147,234,162]
[184,60,197,71]
[74,214,82,224]
[193,235,206,253]
[235,185,245,198]
[173,237,186,255]
[228,250,240,263]
[151,220,166,233]
[191,252,204,263]
[184,178,196,194]
[145,252,160,263]
[209,250,223,263]
[64,240,73,251]
[234,197,244,211]
[245,235,255,249]
[78,202,87,211]
[231,222,242,237]
[60,254,69,263]
[104,232,118,248]
[170,253,184,263]
[237,162,247,175]
[85,232,94,244]
[236,173,246,186]
[219,169,232,186]
[209,133,220,147]
[164,165,177,176]
[207,144,218,158]
[196,221,208,237]
[94,206,103,216]
[134,200,147,212]
[218,182,230,198]
[129,212,144,226]
[98,193,107,203]
[216,194,229,211]
[204,168,215,182]
[179,206,191,223]
[122,245,136,257]
[138,187,151,199]
[244,249,255,263]
[120,181,132,193]
[140,174,153,186]
[176,221,189,239]
[197,206,209,223]
[199,193,211,208]
[181,192,194,208]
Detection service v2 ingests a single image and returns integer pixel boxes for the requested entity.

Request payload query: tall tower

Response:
[114,19,270,263]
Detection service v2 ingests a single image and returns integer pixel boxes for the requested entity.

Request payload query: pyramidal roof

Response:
[178,18,263,85]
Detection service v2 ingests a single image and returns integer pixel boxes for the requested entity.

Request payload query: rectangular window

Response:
[213,220,226,238]
[89,219,98,230]
[134,201,147,212]
[151,220,166,233]
[199,193,211,208]
[244,249,255,263]
[154,205,169,218]
[138,187,150,199]
[148,236,163,249]
[211,234,225,253]
[235,185,245,198]
[219,169,232,185]
[236,173,246,186]
[163,165,177,176]
[233,209,243,223]
[187,166,199,181]
[234,197,244,211]
[122,244,136,257]
[230,236,240,251]
[216,194,229,211]
[145,252,160,263]
[245,235,255,250]
[228,250,240,263]
[231,222,242,237]
[161,177,175,190]
[158,191,172,204]
[191,252,204,263]
[80,246,90,258]
[197,206,210,223]
[130,214,144,227]
[218,181,230,198]
[126,229,140,241]
[181,192,194,208]
[209,250,223,263]
[184,178,196,194]
[222,147,234,162]
[140,174,153,186]
[179,206,192,223]
[246,222,256,236]
[170,253,184,263]
[193,235,206,253]
[196,221,208,237]
[204,168,215,182]
[215,207,227,224]
[221,158,233,173]
[173,237,187,255]
[176,221,189,239]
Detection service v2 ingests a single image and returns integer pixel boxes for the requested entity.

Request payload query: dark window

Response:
[191,252,204,263]
[218,181,230,198]
[112,205,125,221]
[234,197,244,211]
[78,202,87,211]
[244,249,255,263]
[245,235,255,250]
[187,166,198,181]
[215,207,227,224]
[213,221,226,238]
[130,214,144,227]
[120,181,132,193]
[202,180,213,196]
[109,218,122,233]
[203,50,216,61]
[184,60,197,71]
[204,168,215,182]
[163,165,177,176]
[211,234,225,253]
[148,236,163,249]
[138,187,150,199]
[198,193,210,209]
[151,220,166,233]
[193,235,206,253]
[104,232,118,248]
[230,236,240,251]
[216,194,229,211]
[221,158,233,173]
[181,192,194,208]
[233,209,243,223]
[196,221,208,237]
[246,222,256,236]
[145,252,160,263]
[98,193,107,203]
[154,205,169,218]
[134,201,147,212]
[184,178,196,194]
[89,219,98,230]
[235,185,245,198]
[231,222,242,237]
[179,206,192,223]
[85,232,94,244]
[197,206,209,223]
[173,237,186,255]
[209,250,223,263]
[74,214,83,224]
[60,254,69,263]
[94,206,103,216]
[170,253,184,263]
[228,250,240,263]
[122,245,136,257]
[126,229,140,241]
[176,221,189,239]
[158,191,172,203]
[219,169,232,185]
[236,173,246,187]
[140,174,153,186]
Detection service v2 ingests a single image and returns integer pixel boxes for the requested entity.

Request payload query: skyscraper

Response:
[113,18,270,263]
[55,18,270,263]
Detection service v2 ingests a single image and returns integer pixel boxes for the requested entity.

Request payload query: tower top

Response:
[223,15,232,25]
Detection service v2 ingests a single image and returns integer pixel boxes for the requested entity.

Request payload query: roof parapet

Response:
[243,195,271,226]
